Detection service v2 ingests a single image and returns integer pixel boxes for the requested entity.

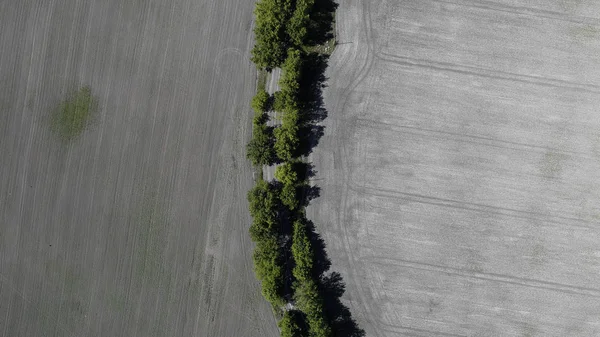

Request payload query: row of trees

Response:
[247,0,342,336]
[270,43,334,336]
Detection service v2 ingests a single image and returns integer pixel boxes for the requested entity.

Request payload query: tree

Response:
[274,124,300,161]
[275,162,298,185]
[275,162,300,210]
[279,310,308,337]
[252,89,271,114]
[295,279,331,337]
[251,0,295,69]
[280,183,299,210]
[247,123,275,166]
[275,49,303,113]
[292,219,313,282]
[287,0,315,46]
[253,236,285,306]
[247,180,279,229]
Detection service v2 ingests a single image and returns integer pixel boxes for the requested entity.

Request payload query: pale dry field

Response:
[0,0,278,336]
[310,0,600,336]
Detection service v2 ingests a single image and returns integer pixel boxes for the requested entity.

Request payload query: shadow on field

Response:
[298,52,330,156]
[306,0,339,47]
[299,1,364,335]
[296,162,322,208]
[305,219,366,337]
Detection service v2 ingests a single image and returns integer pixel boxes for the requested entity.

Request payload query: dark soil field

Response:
[0,0,278,336]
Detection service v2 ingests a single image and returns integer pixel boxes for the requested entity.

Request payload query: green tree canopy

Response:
[253,236,285,306]
[252,89,271,114]
[279,183,299,210]
[292,219,314,282]
[274,124,300,161]
[247,180,279,229]
[251,0,294,69]
[279,310,308,337]
[275,162,298,185]
[247,123,275,166]
[287,0,315,46]
[274,49,303,114]
[294,279,331,337]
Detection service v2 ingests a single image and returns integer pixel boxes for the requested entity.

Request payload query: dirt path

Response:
[0,0,278,336]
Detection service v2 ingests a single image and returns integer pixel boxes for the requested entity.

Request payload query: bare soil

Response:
[309,0,600,336]
[0,0,278,336]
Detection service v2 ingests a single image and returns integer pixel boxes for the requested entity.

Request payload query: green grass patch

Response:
[304,37,335,55]
[257,69,268,92]
[51,86,98,140]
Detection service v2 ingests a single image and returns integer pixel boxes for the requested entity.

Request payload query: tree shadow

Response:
[298,124,325,157]
[299,52,329,124]
[264,180,299,303]
[297,52,330,156]
[299,184,321,208]
[305,0,339,47]
[321,272,365,337]
[304,219,365,337]
[293,161,318,181]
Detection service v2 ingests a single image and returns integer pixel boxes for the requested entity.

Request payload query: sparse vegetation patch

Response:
[51,86,97,141]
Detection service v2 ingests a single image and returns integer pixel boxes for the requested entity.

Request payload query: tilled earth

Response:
[0,0,278,336]
[309,0,600,336]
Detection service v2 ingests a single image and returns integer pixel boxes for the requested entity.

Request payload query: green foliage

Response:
[247,0,345,331]
[51,86,97,140]
[274,124,300,161]
[250,219,274,243]
[252,89,271,114]
[273,49,303,162]
[276,49,303,114]
[247,122,275,166]
[247,180,279,229]
[251,0,294,69]
[253,110,269,126]
[275,162,298,185]
[279,310,308,337]
[287,0,315,46]
[292,219,313,282]
[275,162,300,210]
[280,183,299,210]
[253,236,285,306]
[295,279,331,337]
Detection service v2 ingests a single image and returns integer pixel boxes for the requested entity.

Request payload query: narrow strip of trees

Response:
[247,180,285,306]
[247,0,351,336]
[274,49,303,161]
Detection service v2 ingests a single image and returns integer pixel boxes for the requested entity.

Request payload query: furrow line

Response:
[367,257,600,297]
[377,52,600,94]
